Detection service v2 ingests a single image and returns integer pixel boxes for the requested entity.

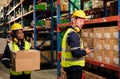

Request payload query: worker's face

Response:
[15,29,24,40]
[75,18,85,29]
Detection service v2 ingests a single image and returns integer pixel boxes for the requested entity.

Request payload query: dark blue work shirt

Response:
[67,31,86,58]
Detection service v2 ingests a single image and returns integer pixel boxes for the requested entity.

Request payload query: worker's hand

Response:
[85,48,91,55]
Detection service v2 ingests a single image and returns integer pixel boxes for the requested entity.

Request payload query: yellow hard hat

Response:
[11,23,23,31]
[72,10,86,18]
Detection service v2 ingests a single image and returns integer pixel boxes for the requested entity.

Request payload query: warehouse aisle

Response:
[0,62,57,79]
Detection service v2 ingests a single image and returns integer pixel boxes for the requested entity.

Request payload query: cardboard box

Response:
[113,51,119,65]
[103,27,112,39]
[92,0,103,9]
[103,39,118,51]
[103,26,118,39]
[84,71,107,79]
[94,39,103,51]
[82,29,89,38]
[83,38,94,48]
[102,50,113,64]
[41,51,56,63]
[94,50,102,62]
[11,50,40,72]
[60,70,67,79]
[82,28,94,38]
[110,26,118,39]
[94,27,104,39]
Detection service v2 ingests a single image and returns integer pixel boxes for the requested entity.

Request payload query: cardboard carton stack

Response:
[81,28,94,59]
[94,27,104,62]
[84,71,107,79]
[60,0,68,11]
[82,26,119,66]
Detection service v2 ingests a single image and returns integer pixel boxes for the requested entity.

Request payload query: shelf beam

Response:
[85,16,119,24]
[85,58,120,71]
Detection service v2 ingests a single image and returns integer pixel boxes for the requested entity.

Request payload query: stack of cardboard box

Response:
[84,71,106,79]
[82,26,119,66]
[81,28,94,59]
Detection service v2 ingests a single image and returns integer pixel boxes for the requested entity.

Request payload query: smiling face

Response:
[75,18,85,29]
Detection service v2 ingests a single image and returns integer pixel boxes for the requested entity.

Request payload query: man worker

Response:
[61,10,91,79]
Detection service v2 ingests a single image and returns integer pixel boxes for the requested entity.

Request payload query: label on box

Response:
[96,45,102,50]
[96,33,101,38]
[84,32,88,37]
[90,33,94,38]
[105,45,110,50]
[97,56,102,62]
[105,57,110,63]
[104,33,110,38]
[113,58,119,65]
[113,32,118,38]
[90,53,94,58]
[114,45,118,51]
[84,42,88,47]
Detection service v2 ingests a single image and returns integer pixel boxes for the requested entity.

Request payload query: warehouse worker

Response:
[2,23,31,79]
[61,10,91,79]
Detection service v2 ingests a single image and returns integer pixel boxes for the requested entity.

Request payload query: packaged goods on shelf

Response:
[94,39,103,51]
[102,50,113,64]
[36,2,47,10]
[94,50,103,62]
[94,27,104,39]
[23,19,32,26]
[110,1,118,16]
[40,50,56,63]
[103,39,118,51]
[104,26,118,39]
[60,19,69,24]
[91,0,103,9]
[70,0,81,13]
[36,20,45,27]
[84,1,92,11]
[23,5,29,13]
[45,19,51,28]
[60,2,68,11]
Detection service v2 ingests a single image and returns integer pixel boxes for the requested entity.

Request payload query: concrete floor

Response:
[0,62,57,79]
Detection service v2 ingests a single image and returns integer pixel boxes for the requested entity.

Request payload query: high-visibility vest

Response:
[61,28,85,67]
[8,41,31,75]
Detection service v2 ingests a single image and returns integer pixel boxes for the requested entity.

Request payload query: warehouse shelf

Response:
[0,23,4,27]
[85,58,120,72]
[7,15,22,24]
[23,10,33,17]
[57,0,120,79]
[85,15,119,24]
[57,15,119,28]
[6,2,22,16]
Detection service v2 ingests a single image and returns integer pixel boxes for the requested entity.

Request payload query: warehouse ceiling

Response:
[0,0,10,9]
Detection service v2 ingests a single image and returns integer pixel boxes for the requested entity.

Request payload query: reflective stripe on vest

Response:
[61,28,85,67]
[8,41,31,75]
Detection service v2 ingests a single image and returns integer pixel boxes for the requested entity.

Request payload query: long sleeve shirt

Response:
[67,31,86,58]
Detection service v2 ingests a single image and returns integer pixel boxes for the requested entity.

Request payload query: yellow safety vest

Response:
[8,41,31,75]
[61,28,85,67]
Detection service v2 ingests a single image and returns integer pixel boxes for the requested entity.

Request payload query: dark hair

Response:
[12,30,18,38]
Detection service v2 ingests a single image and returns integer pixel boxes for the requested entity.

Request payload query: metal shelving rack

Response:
[33,0,55,68]
[0,0,56,67]
[57,0,120,79]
